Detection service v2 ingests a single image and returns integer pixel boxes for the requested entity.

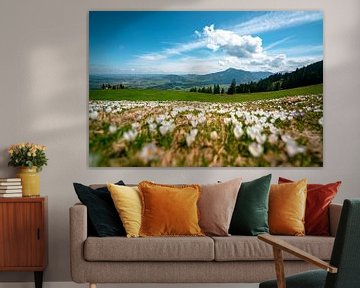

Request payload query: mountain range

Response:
[89,68,273,90]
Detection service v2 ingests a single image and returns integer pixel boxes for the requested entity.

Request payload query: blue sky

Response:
[89,11,323,75]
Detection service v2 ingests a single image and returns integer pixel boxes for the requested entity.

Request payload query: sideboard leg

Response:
[90,283,97,288]
[34,271,43,288]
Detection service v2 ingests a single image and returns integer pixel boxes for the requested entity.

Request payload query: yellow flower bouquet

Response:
[8,142,48,172]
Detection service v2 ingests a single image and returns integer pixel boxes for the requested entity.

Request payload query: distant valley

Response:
[89,68,272,90]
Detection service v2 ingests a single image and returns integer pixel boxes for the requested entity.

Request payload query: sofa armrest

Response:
[69,203,88,283]
[329,203,342,237]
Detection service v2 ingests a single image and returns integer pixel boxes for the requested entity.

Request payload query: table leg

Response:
[34,271,43,288]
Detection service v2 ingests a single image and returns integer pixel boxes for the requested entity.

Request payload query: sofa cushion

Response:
[107,184,142,238]
[73,181,126,237]
[212,236,334,261]
[269,179,307,236]
[229,174,271,236]
[84,236,214,261]
[198,178,242,236]
[139,181,203,237]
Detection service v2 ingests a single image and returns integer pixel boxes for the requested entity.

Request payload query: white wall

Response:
[0,0,359,283]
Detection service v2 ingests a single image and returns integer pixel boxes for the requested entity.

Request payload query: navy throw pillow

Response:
[73,181,126,237]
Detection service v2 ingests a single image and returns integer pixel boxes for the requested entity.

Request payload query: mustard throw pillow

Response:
[138,181,204,237]
[107,183,142,238]
[269,179,307,236]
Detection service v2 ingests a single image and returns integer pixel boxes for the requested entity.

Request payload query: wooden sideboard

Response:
[0,197,48,288]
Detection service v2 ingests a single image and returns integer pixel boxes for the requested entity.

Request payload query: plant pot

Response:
[16,167,40,197]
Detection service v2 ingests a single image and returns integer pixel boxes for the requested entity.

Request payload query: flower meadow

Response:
[89,94,323,167]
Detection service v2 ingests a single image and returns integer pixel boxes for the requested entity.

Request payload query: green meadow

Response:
[89,84,323,103]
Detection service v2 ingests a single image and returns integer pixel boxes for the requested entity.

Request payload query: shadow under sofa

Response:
[70,202,342,287]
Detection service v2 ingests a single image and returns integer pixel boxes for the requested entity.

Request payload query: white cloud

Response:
[234,11,323,35]
[201,24,264,58]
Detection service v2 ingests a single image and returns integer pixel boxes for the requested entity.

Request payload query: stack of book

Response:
[0,178,22,197]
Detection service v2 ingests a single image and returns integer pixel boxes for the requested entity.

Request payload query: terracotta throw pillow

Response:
[198,178,242,236]
[278,177,341,236]
[138,181,203,237]
[269,179,307,236]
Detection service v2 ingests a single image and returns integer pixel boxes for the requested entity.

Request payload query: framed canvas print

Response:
[89,11,323,167]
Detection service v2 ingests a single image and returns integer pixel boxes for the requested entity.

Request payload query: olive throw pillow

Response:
[107,184,142,238]
[138,181,203,237]
[198,178,242,236]
[269,179,307,236]
[229,174,272,236]
[73,181,126,237]
[278,177,341,236]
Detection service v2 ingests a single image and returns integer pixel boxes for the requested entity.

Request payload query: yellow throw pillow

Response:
[107,183,142,238]
[269,179,307,236]
[138,181,204,237]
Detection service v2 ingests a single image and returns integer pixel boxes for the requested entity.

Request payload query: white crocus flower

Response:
[123,130,138,142]
[281,134,292,143]
[186,129,198,147]
[139,143,158,163]
[131,122,140,130]
[159,121,175,136]
[246,126,260,140]
[233,125,244,139]
[198,115,206,124]
[191,119,198,128]
[148,123,157,132]
[256,134,266,145]
[108,125,117,134]
[146,118,154,125]
[269,126,279,135]
[319,117,323,126]
[89,111,98,120]
[248,142,263,157]
[224,118,232,125]
[210,131,218,140]
[268,134,278,144]
[286,139,306,157]
[156,115,166,124]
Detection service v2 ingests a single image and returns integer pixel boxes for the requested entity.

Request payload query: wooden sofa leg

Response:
[89,283,96,288]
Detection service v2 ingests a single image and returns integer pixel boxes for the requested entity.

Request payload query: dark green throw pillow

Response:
[73,181,126,237]
[229,174,272,236]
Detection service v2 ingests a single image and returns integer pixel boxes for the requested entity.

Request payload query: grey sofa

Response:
[70,202,342,288]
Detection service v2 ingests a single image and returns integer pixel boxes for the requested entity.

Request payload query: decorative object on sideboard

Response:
[8,143,48,197]
[0,178,22,197]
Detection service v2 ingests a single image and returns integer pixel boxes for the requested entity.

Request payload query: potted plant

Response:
[8,143,48,197]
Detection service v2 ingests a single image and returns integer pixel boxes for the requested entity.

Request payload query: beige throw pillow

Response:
[198,178,242,236]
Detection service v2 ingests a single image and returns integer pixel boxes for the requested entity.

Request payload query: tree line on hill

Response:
[101,83,127,90]
[190,60,323,95]
[189,84,225,94]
